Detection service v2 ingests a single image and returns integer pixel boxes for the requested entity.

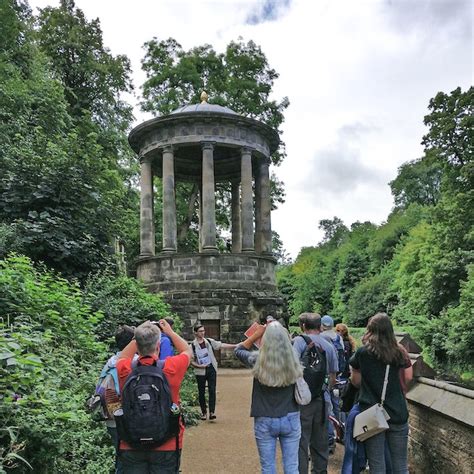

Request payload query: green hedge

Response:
[0,256,198,473]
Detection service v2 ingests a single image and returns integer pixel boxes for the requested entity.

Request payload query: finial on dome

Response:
[200,91,208,103]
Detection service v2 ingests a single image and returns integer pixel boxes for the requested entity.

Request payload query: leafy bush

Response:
[0,255,112,473]
[0,256,200,472]
[345,268,394,327]
[83,273,180,346]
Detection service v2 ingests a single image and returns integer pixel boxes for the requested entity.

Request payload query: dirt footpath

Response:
[181,369,343,473]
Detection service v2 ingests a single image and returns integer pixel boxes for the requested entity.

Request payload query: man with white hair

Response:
[116,319,192,473]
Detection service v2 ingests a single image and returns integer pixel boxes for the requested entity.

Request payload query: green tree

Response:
[0,0,140,279]
[422,86,473,167]
[390,150,443,208]
[318,216,349,247]
[36,0,133,128]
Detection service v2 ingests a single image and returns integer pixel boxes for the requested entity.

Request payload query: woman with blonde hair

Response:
[235,320,303,473]
[350,313,412,473]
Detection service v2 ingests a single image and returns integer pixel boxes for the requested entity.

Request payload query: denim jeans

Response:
[196,365,217,414]
[254,411,301,474]
[364,422,409,474]
[327,389,340,448]
[107,426,123,474]
[299,397,328,474]
[120,449,181,474]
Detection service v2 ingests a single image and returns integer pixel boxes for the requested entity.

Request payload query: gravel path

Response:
[181,369,343,473]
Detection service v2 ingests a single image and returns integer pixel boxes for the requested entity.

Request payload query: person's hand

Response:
[158,319,173,336]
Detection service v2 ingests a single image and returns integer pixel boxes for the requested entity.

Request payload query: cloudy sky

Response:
[31,0,473,258]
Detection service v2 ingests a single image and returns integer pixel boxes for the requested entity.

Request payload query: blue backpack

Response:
[331,335,346,375]
[86,362,121,422]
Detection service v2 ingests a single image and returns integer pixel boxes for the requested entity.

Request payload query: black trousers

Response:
[120,449,181,474]
[196,365,217,414]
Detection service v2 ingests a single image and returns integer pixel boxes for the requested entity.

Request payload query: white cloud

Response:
[30,0,473,259]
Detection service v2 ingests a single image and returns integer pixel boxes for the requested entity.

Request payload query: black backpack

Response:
[115,359,179,449]
[298,335,327,399]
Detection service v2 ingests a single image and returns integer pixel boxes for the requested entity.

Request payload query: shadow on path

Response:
[181,369,343,473]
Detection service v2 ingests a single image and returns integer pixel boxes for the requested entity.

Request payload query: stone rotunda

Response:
[128,92,286,353]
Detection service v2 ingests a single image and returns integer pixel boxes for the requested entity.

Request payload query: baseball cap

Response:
[321,315,334,329]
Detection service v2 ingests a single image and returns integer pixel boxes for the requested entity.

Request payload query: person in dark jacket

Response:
[350,313,413,474]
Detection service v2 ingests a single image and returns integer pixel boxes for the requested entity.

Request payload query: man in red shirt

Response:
[116,319,192,473]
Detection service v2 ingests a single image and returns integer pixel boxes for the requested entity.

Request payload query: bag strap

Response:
[380,364,390,405]
[300,334,312,346]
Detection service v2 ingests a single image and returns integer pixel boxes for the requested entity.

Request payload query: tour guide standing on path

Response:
[190,323,236,420]
[116,320,192,473]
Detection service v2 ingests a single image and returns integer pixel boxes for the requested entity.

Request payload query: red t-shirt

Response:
[116,352,190,451]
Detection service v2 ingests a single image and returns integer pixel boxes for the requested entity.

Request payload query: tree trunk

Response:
[177,183,199,244]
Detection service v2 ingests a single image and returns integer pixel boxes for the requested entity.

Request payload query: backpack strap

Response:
[299,334,324,352]
[300,334,312,346]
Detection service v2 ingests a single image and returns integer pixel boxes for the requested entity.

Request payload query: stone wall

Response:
[165,287,286,366]
[137,253,286,366]
[407,378,474,473]
[137,253,278,292]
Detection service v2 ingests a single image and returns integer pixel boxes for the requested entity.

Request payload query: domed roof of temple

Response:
[170,91,238,116]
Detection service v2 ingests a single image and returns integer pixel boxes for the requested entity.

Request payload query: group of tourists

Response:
[235,312,412,474]
[92,311,412,474]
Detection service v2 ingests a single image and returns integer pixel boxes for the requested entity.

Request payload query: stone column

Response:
[241,147,254,252]
[198,180,203,253]
[201,142,217,252]
[162,146,177,253]
[231,181,242,252]
[258,159,272,254]
[254,168,262,252]
[139,156,155,257]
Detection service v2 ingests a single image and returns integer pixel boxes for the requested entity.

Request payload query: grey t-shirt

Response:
[292,333,339,375]
[234,345,299,418]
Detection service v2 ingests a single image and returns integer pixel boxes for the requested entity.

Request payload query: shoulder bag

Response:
[353,364,391,441]
[294,377,312,405]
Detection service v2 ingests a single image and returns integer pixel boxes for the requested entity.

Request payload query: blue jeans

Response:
[327,389,340,447]
[364,422,409,474]
[254,411,301,474]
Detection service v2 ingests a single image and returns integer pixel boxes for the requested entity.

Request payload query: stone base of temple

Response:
[137,253,287,367]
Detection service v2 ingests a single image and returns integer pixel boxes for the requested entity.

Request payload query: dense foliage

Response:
[0,256,199,472]
[0,2,200,471]
[277,86,473,373]
[0,255,110,472]
[0,0,139,279]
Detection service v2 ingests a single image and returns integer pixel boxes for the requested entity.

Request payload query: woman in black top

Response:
[350,313,413,474]
[235,321,303,474]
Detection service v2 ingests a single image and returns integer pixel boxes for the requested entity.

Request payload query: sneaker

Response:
[200,413,207,420]
[209,413,216,420]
